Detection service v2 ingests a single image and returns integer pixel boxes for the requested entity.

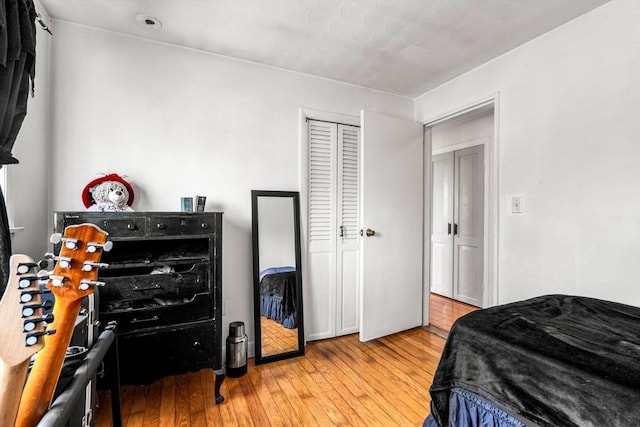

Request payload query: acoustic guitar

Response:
[16,223,110,427]
[0,254,53,427]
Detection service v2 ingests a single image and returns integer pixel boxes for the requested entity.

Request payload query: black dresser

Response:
[53,211,225,403]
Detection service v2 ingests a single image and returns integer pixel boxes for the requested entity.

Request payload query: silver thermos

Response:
[226,321,248,377]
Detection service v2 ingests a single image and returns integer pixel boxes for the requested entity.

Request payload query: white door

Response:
[453,145,484,306]
[430,152,454,298]
[359,110,424,342]
[336,126,360,335]
[429,145,484,307]
[307,120,360,341]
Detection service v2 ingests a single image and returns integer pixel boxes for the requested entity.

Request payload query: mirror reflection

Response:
[252,190,304,364]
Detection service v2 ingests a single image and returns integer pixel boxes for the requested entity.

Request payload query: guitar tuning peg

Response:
[37,257,51,269]
[19,288,51,303]
[82,261,109,272]
[25,329,56,346]
[18,275,38,289]
[17,262,38,274]
[54,256,72,268]
[22,300,54,317]
[49,275,66,287]
[86,240,113,253]
[50,235,79,250]
[23,313,54,332]
[78,279,106,291]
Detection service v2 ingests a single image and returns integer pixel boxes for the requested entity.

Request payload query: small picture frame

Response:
[181,197,194,212]
[196,195,207,212]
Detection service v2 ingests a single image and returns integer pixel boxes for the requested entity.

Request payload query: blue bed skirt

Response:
[260,294,296,328]
[424,388,524,427]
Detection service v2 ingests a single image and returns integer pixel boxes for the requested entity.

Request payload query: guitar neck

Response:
[0,359,30,427]
[16,298,83,427]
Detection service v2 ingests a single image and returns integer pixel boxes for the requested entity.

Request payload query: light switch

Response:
[512,196,524,214]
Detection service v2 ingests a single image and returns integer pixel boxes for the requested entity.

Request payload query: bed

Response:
[425,294,640,427]
[259,266,298,328]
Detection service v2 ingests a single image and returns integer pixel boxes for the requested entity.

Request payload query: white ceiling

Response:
[37,0,609,98]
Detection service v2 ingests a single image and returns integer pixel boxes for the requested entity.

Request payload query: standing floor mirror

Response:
[251,190,304,364]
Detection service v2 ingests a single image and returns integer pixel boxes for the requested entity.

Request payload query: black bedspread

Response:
[429,295,640,427]
[260,270,297,327]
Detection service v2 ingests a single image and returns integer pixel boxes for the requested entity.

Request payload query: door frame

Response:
[422,94,500,325]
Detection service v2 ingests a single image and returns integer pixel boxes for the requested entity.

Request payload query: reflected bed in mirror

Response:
[251,190,304,364]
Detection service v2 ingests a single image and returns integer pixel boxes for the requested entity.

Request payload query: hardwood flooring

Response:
[260,317,299,357]
[95,328,446,427]
[428,293,478,333]
[95,296,475,426]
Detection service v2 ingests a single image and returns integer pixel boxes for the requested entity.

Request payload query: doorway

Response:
[431,145,484,307]
[425,104,495,331]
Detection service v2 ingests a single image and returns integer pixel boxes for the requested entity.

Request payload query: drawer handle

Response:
[156,223,166,230]
[131,316,159,324]
[201,223,209,229]
[127,223,137,230]
[132,284,162,291]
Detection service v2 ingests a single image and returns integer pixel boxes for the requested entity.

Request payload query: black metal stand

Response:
[38,322,122,427]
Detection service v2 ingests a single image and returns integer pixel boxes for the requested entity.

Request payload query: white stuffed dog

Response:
[82,173,135,212]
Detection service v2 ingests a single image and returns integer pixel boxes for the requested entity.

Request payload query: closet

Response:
[306,119,360,341]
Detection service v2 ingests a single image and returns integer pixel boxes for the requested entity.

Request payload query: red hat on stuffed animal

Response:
[82,173,135,208]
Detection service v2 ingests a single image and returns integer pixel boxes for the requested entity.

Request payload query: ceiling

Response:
[37,0,609,98]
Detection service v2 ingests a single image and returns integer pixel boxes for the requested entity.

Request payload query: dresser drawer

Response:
[61,214,147,238]
[149,215,214,236]
[99,263,209,302]
[116,319,217,385]
[100,292,211,333]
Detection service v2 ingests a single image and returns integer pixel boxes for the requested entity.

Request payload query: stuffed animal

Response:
[82,173,135,212]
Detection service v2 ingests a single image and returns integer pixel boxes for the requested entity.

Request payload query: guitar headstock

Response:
[0,254,51,367]
[48,223,110,302]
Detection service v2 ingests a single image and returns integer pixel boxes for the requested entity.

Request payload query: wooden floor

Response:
[95,296,473,426]
[95,328,446,427]
[428,293,478,332]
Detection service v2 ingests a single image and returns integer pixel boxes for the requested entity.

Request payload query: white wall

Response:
[45,21,413,351]
[416,0,640,306]
[9,2,51,259]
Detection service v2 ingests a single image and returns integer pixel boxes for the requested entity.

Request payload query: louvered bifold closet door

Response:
[336,124,360,335]
[307,120,338,340]
[307,120,361,341]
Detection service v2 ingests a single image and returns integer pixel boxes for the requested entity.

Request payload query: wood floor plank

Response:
[142,381,163,427]
[159,375,176,427]
[174,373,191,426]
[187,371,206,415]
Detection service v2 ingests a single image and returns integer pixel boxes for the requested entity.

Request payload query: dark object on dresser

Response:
[53,211,225,404]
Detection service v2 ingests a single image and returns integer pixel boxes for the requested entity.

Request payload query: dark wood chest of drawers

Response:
[53,211,225,403]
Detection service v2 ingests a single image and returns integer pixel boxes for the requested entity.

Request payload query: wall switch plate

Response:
[512,196,524,213]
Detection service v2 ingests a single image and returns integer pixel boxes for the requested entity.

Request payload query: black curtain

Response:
[0,0,36,297]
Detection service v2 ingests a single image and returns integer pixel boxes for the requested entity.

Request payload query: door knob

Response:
[365,228,376,237]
